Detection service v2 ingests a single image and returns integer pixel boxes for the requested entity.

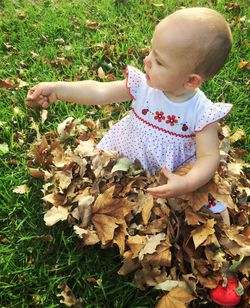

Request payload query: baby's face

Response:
[143,14,197,98]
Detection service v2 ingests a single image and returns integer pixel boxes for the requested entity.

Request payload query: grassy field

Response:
[0,0,249,307]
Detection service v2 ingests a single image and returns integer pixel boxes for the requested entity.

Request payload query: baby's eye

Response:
[156,59,162,66]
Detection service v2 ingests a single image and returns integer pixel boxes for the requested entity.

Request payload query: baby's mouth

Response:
[145,72,150,81]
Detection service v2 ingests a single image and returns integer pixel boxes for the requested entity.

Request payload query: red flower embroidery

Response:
[142,109,148,115]
[154,111,165,122]
[207,193,216,208]
[166,115,178,126]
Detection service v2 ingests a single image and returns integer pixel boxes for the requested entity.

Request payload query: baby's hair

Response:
[193,10,232,80]
[170,8,233,80]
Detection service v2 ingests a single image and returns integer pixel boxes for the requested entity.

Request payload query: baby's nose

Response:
[143,55,152,68]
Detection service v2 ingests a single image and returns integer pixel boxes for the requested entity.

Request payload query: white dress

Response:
[97,66,232,175]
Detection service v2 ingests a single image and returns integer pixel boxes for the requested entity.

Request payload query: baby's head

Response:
[156,7,232,80]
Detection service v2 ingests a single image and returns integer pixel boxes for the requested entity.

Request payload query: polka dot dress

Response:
[97,66,232,174]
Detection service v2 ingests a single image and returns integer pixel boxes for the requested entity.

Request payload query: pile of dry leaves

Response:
[28,116,250,307]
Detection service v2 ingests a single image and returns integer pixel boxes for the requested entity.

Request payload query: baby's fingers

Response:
[147,184,172,198]
[26,95,50,109]
[26,86,42,101]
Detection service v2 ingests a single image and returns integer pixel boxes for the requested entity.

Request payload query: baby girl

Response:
[26,7,233,224]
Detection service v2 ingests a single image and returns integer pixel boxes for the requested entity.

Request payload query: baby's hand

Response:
[26,82,58,109]
[147,167,191,198]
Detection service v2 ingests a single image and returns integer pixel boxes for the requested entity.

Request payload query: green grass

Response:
[0,0,249,306]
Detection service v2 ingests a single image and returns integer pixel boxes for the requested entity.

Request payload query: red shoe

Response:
[209,277,242,307]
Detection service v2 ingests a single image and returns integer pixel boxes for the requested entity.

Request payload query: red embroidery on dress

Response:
[132,108,195,138]
[166,115,178,126]
[154,111,165,122]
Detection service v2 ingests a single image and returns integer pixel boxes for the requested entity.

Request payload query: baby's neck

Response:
[164,89,198,103]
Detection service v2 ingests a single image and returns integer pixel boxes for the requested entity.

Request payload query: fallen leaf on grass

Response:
[0,78,16,89]
[13,184,29,194]
[0,143,9,154]
[73,226,100,246]
[230,128,245,143]
[97,67,105,79]
[29,168,45,178]
[28,119,250,306]
[44,205,68,226]
[86,20,100,29]
[239,61,250,69]
[57,284,83,307]
[156,286,195,308]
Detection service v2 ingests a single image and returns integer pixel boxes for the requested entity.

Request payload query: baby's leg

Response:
[205,193,230,225]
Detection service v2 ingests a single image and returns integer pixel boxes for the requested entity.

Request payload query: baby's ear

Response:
[185,74,203,89]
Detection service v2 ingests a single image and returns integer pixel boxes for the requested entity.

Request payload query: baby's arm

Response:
[26,79,132,108]
[147,123,220,198]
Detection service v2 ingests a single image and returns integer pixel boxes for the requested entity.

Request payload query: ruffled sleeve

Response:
[195,103,232,132]
[126,66,146,100]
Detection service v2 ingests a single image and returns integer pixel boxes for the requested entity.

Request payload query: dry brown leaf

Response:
[85,20,100,29]
[238,257,250,275]
[141,193,154,225]
[224,226,250,247]
[42,193,66,207]
[74,139,97,157]
[97,67,105,79]
[57,284,82,307]
[57,117,75,137]
[91,186,134,245]
[185,207,206,225]
[230,128,245,143]
[134,266,168,290]
[141,238,172,267]
[113,222,127,254]
[138,233,166,260]
[0,78,16,89]
[239,61,250,69]
[124,235,147,259]
[156,286,195,308]
[190,219,215,249]
[13,184,29,194]
[29,168,45,178]
[197,273,221,289]
[73,226,100,246]
[227,162,244,176]
[44,206,68,226]
[118,259,140,276]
